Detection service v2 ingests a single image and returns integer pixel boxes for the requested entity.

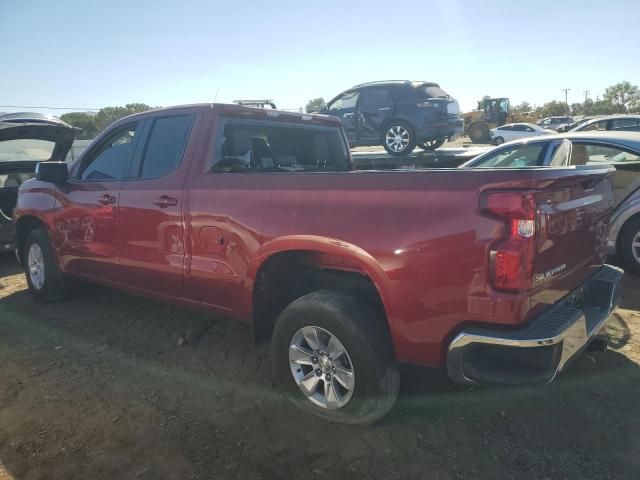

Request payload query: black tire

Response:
[468,122,490,143]
[381,120,416,156]
[418,138,445,151]
[271,291,400,425]
[23,228,68,302]
[493,136,505,145]
[619,217,640,275]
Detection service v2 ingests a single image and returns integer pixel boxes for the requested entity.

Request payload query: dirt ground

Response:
[0,253,638,480]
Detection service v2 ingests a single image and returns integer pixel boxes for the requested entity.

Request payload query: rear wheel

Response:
[271,291,400,425]
[418,138,445,151]
[23,228,68,302]
[382,121,416,156]
[619,217,640,274]
[468,122,490,143]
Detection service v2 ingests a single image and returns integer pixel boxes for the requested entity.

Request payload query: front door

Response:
[326,91,359,145]
[55,122,143,281]
[357,88,393,142]
[117,112,197,298]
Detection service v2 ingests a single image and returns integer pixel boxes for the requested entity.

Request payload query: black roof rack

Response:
[350,80,437,89]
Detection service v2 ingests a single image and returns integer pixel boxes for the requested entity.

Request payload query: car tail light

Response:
[481,191,537,292]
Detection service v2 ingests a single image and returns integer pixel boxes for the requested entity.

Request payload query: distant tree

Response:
[539,100,568,117]
[512,101,532,113]
[570,102,584,116]
[305,97,326,113]
[582,98,619,116]
[95,103,154,131]
[603,81,640,113]
[59,112,99,139]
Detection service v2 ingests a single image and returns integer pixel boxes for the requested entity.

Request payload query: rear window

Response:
[420,85,450,99]
[0,139,55,161]
[213,121,349,173]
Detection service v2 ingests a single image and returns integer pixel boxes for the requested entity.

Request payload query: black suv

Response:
[319,80,463,156]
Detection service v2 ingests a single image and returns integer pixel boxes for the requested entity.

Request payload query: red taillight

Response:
[482,191,537,292]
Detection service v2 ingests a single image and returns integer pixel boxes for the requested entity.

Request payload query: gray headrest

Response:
[230,129,252,156]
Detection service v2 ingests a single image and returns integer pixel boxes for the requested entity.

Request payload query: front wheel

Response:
[493,136,505,145]
[382,122,416,156]
[619,217,640,274]
[23,228,68,302]
[418,138,445,151]
[271,291,400,425]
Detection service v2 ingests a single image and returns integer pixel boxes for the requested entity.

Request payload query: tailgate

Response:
[533,166,615,293]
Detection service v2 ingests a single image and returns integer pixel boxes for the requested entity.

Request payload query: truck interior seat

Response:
[313,134,330,167]
[251,137,275,169]
[570,145,589,166]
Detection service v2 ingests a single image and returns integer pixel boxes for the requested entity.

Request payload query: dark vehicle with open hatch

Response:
[0,113,75,252]
[319,80,463,156]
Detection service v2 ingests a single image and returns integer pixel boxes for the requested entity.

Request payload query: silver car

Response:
[462,131,640,273]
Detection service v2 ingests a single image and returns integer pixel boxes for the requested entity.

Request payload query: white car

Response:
[489,123,556,145]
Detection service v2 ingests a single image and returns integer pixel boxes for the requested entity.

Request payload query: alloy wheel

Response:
[28,243,45,290]
[632,230,640,263]
[385,125,410,153]
[288,325,355,410]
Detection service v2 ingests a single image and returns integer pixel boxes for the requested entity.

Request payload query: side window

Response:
[358,89,392,109]
[78,123,140,181]
[611,118,640,131]
[328,91,359,111]
[138,115,193,179]
[498,125,512,131]
[524,126,535,132]
[511,125,525,131]
[570,144,640,165]
[581,120,607,131]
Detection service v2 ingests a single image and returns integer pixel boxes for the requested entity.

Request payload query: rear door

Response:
[570,142,640,205]
[357,88,393,142]
[117,111,198,298]
[326,91,359,145]
[56,122,143,280]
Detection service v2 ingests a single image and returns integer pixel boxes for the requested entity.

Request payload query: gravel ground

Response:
[0,253,639,480]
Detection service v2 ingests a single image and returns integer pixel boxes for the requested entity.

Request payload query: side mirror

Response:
[36,161,69,183]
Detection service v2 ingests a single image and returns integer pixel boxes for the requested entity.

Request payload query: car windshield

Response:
[0,139,56,161]
[468,143,546,168]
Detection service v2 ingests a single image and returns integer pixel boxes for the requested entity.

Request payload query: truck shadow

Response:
[0,254,639,479]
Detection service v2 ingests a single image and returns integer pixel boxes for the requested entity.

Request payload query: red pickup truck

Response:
[15,104,623,424]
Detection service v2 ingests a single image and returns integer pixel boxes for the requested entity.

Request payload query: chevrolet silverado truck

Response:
[14,103,623,425]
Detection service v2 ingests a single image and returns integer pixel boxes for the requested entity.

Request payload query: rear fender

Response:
[245,235,392,321]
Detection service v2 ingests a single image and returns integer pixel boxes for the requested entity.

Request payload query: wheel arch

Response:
[247,235,393,345]
[14,214,49,265]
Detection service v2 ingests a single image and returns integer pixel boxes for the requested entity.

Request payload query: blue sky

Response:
[1,0,638,114]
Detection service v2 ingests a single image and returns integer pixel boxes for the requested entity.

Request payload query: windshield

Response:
[0,139,56,161]
[466,143,546,168]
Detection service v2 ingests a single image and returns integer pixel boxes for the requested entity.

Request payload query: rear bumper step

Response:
[447,264,624,385]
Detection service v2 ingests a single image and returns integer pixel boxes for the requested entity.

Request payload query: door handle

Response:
[153,195,178,208]
[378,107,391,111]
[98,194,116,205]
[343,113,354,119]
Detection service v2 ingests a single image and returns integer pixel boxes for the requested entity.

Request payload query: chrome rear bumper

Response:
[447,264,624,385]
